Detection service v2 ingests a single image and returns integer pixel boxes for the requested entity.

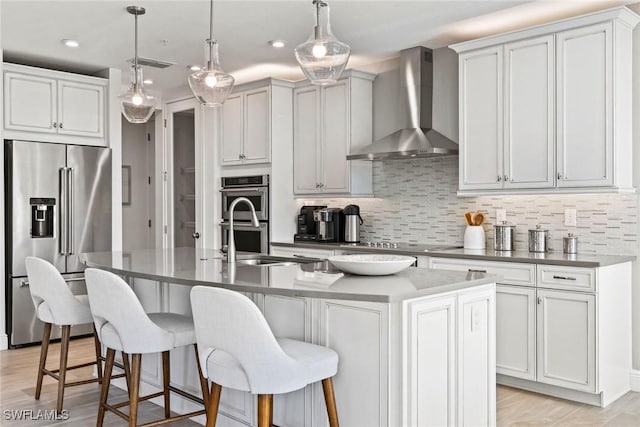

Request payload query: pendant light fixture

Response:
[120,6,155,124]
[188,0,235,106]
[294,0,350,86]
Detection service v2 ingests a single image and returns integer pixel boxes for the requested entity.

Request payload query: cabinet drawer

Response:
[429,258,535,286]
[537,265,596,292]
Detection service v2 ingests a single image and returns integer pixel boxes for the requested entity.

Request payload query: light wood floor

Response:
[2,338,640,426]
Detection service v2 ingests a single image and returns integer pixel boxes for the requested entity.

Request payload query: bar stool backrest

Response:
[85,268,173,354]
[25,256,90,326]
[191,286,304,394]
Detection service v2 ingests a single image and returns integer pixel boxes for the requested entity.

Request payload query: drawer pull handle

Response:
[553,275,577,281]
[468,269,487,273]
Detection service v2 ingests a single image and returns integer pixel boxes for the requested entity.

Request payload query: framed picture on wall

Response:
[122,165,132,206]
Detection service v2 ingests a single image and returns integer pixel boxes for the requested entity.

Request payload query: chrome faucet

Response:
[227,197,260,263]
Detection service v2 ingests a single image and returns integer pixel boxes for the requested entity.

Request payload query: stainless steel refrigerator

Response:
[4,140,112,347]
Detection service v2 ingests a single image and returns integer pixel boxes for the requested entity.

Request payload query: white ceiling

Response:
[2,0,638,98]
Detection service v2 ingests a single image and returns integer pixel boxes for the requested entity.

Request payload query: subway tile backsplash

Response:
[302,157,638,255]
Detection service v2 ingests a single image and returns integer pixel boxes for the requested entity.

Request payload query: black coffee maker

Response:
[294,205,326,242]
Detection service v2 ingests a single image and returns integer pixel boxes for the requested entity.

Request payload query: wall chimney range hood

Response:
[347,46,458,160]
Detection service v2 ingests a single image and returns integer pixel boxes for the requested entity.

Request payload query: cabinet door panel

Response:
[221,94,244,165]
[322,81,349,193]
[537,289,596,392]
[320,300,388,427]
[459,47,503,190]
[504,36,554,188]
[557,23,612,187]
[58,80,104,137]
[4,72,57,133]
[406,296,456,427]
[294,87,320,194]
[244,88,270,163]
[496,285,536,380]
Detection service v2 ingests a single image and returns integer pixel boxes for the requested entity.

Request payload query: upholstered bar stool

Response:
[190,286,340,427]
[85,268,209,427]
[25,256,109,413]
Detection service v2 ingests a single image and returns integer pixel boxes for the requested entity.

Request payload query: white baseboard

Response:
[0,334,8,351]
[630,370,640,392]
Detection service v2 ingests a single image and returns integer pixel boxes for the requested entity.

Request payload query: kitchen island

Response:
[82,247,497,427]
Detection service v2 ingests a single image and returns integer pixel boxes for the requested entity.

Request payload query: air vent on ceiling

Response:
[128,57,175,69]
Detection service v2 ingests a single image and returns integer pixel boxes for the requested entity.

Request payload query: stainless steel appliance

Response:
[5,140,112,347]
[343,204,363,243]
[221,175,269,253]
[294,205,326,242]
[314,208,344,242]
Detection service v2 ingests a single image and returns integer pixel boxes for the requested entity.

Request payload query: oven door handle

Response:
[220,222,267,231]
[220,187,267,193]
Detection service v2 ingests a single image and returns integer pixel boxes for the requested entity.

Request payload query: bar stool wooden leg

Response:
[92,325,103,384]
[322,377,340,427]
[56,325,71,414]
[122,352,131,391]
[129,354,142,427]
[194,344,210,411]
[257,394,272,427]
[162,350,171,418]
[268,394,273,427]
[97,348,115,427]
[205,382,222,427]
[35,322,52,400]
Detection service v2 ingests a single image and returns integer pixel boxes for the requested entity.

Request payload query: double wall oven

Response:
[221,175,269,254]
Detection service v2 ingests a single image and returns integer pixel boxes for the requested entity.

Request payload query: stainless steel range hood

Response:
[347,46,458,160]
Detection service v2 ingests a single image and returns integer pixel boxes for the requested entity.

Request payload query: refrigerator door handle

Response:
[67,167,74,255]
[59,167,67,255]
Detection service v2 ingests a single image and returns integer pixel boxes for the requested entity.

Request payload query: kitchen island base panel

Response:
[116,278,496,427]
[497,374,604,407]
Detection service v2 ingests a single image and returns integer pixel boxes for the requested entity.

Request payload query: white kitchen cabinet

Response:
[536,289,596,393]
[503,35,555,189]
[429,256,631,407]
[221,85,273,165]
[452,7,638,194]
[458,46,502,190]
[556,23,613,187]
[496,285,536,380]
[293,71,374,197]
[4,63,106,145]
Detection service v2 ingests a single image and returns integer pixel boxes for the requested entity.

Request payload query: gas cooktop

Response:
[339,241,462,252]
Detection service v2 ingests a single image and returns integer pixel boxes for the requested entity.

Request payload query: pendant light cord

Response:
[209,0,214,41]
[134,12,139,84]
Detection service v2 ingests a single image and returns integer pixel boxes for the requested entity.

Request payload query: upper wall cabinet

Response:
[451,7,639,194]
[3,63,106,146]
[220,79,294,166]
[293,71,374,197]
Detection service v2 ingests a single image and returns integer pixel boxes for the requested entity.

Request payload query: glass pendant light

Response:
[294,0,350,86]
[120,6,155,124]
[188,0,235,106]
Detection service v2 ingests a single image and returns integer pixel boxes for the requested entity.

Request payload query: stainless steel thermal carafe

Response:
[343,204,363,243]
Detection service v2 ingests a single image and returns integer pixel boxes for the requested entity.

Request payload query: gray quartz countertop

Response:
[80,248,497,303]
[271,242,635,268]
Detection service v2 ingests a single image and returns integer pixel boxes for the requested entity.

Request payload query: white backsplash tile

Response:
[304,157,638,255]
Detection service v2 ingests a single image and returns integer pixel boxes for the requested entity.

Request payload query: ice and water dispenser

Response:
[29,198,55,238]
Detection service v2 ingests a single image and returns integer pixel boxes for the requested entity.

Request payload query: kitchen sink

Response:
[233,255,320,267]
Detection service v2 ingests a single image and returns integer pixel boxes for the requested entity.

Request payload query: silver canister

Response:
[528,225,549,252]
[563,233,578,254]
[493,222,515,251]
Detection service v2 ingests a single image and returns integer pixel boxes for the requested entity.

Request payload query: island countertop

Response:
[80,247,497,303]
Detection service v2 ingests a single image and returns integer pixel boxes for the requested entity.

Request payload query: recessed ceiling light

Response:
[269,40,286,48]
[188,65,202,71]
[143,79,153,85]
[62,39,79,48]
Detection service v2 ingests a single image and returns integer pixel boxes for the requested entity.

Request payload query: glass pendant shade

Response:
[188,41,235,106]
[295,0,350,86]
[120,66,155,123]
[120,6,154,124]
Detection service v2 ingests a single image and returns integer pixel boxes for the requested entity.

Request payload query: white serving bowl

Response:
[328,254,416,276]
